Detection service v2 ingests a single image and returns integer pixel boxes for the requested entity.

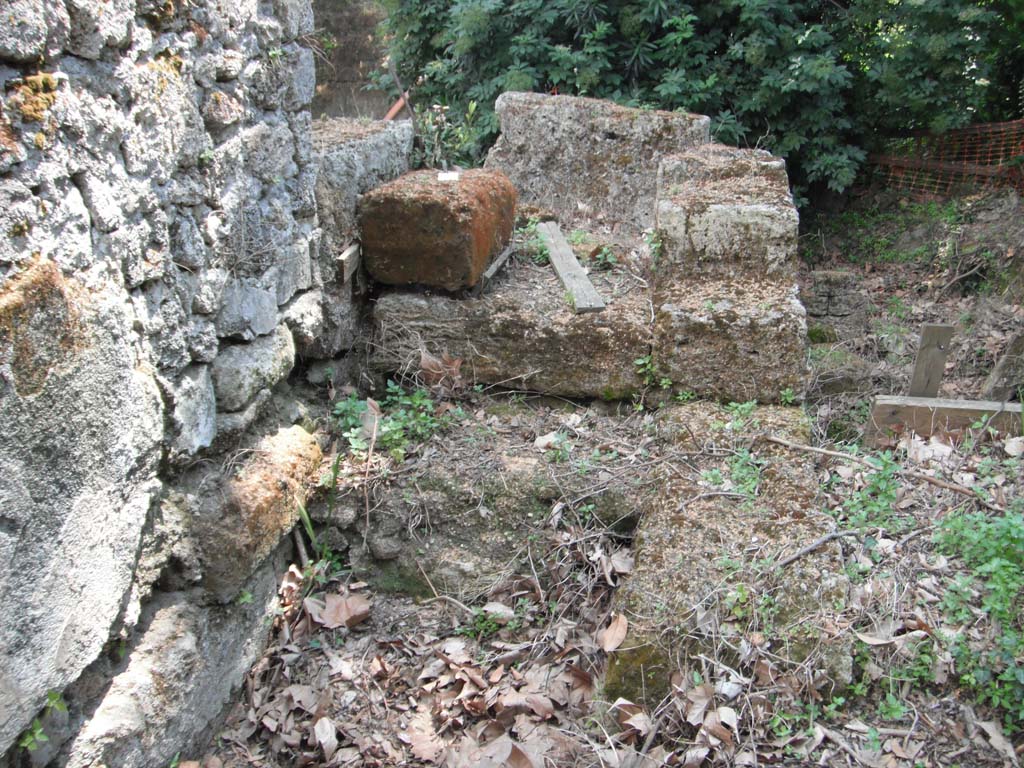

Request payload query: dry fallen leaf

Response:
[318,592,371,629]
[312,717,338,762]
[1005,436,1024,457]
[483,602,516,624]
[977,720,1020,766]
[598,614,628,652]
[685,683,715,726]
[408,711,445,763]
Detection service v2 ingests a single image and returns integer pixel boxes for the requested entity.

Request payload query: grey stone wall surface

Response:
[0,0,414,763]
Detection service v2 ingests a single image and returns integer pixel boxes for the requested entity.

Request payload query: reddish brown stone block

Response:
[359,168,517,291]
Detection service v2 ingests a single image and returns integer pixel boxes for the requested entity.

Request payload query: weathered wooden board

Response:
[339,242,360,283]
[909,324,954,398]
[865,395,1023,446]
[536,221,606,313]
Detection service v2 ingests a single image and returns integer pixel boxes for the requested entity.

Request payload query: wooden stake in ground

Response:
[908,323,954,398]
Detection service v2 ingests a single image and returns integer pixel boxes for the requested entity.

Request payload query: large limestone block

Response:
[283,285,359,360]
[185,426,322,603]
[64,563,281,768]
[0,260,163,752]
[371,258,649,398]
[485,92,710,233]
[605,404,851,707]
[211,323,295,412]
[359,169,517,291]
[313,118,413,270]
[655,144,799,283]
[653,279,808,403]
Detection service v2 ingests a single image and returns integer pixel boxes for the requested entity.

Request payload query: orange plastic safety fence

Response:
[869,119,1024,199]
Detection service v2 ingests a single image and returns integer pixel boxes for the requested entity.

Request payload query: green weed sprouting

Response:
[332,382,462,462]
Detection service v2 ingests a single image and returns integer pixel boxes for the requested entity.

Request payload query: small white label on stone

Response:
[437,171,461,182]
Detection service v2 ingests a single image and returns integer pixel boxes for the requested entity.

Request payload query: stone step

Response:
[371,255,650,399]
[654,144,799,283]
[653,276,808,404]
[604,404,852,707]
[372,252,807,403]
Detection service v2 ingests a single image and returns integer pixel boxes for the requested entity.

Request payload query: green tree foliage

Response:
[379,0,1014,201]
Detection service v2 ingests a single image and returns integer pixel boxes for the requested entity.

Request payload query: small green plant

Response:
[822,696,846,720]
[634,354,657,386]
[332,382,461,462]
[728,450,762,497]
[722,400,758,431]
[568,229,588,245]
[701,468,725,486]
[674,389,696,403]
[589,245,618,271]
[545,432,572,463]
[45,690,66,714]
[236,590,254,605]
[886,296,910,320]
[837,451,902,531]
[515,216,550,265]
[877,691,908,721]
[457,608,501,641]
[936,508,1024,728]
[643,230,662,269]
[267,47,284,62]
[198,147,215,167]
[18,719,48,752]
[779,387,797,405]
[319,33,339,54]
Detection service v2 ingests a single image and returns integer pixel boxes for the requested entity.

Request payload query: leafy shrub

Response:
[378,0,1012,202]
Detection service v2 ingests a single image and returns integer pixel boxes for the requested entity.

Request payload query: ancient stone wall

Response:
[0,2,409,764]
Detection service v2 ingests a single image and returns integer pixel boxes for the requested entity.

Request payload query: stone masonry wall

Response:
[0,0,371,762]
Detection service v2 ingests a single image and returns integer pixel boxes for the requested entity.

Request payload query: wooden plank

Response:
[339,243,360,283]
[865,395,1023,447]
[535,222,606,314]
[909,324,954,397]
[471,242,516,297]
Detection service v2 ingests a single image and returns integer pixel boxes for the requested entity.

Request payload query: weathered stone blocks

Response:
[801,269,874,341]
[651,144,808,401]
[0,261,163,750]
[655,145,798,282]
[371,259,649,398]
[211,324,295,412]
[486,92,710,233]
[653,280,808,403]
[314,117,414,267]
[188,425,322,603]
[359,169,517,291]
